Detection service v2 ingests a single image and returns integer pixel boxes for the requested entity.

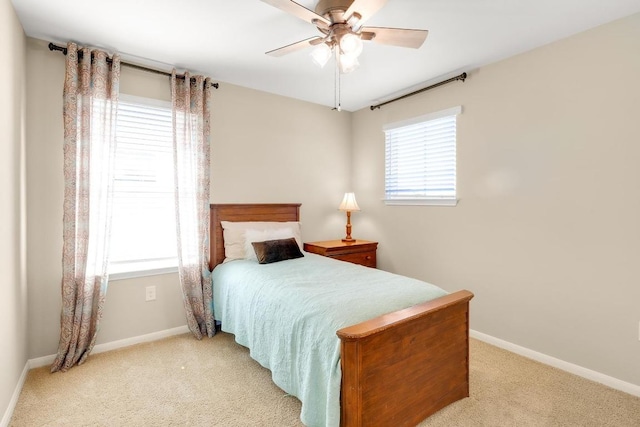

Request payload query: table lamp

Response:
[338,192,360,242]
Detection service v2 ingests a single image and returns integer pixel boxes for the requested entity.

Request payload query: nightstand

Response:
[303,240,378,268]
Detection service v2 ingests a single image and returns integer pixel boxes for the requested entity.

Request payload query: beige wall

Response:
[25,38,352,359]
[0,0,27,421]
[352,13,640,386]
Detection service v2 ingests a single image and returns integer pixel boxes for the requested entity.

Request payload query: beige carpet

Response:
[11,333,640,426]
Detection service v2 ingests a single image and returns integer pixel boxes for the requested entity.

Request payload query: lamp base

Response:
[342,210,356,243]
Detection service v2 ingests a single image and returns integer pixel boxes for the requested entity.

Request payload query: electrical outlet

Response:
[145,286,156,302]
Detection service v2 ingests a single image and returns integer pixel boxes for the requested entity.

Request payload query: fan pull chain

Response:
[334,48,342,112]
[333,62,338,110]
[338,71,342,112]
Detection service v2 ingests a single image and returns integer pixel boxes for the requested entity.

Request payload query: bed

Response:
[209,203,474,427]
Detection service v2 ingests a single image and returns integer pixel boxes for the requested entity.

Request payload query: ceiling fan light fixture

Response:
[262,0,430,77]
[339,33,363,58]
[310,42,333,68]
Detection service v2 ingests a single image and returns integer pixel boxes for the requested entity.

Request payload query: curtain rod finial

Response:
[48,42,67,55]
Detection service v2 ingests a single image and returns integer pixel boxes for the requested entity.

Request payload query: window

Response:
[383,106,461,206]
[109,94,177,279]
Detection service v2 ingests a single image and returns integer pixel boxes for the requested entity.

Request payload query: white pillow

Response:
[244,228,296,261]
[220,221,302,262]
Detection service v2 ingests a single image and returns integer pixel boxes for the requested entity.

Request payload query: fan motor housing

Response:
[315,0,354,22]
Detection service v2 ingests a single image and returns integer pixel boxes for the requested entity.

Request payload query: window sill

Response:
[109,260,178,281]
[383,198,458,207]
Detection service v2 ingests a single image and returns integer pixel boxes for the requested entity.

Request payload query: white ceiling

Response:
[12,0,640,111]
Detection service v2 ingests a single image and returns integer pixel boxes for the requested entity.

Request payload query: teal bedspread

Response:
[212,253,448,427]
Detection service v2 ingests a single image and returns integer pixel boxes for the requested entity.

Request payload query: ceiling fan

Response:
[261,0,428,73]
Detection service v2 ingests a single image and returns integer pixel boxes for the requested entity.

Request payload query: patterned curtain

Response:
[51,43,120,372]
[171,71,214,339]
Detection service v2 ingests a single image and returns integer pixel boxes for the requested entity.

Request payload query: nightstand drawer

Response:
[331,251,376,268]
[303,240,378,268]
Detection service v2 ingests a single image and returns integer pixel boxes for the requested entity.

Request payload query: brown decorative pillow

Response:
[251,238,304,264]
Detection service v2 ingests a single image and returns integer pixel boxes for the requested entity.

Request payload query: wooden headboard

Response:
[209,203,301,270]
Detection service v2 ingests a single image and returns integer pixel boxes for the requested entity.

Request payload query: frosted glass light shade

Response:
[339,53,359,73]
[339,33,363,57]
[339,192,360,212]
[310,43,332,68]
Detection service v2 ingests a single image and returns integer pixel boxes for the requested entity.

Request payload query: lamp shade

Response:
[339,192,360,212]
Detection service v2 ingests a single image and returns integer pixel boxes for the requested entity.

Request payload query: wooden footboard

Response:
[337,290,474,427]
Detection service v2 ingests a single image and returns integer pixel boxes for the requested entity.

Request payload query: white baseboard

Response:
[28,325,189,369]
[1,362,29,427]
[470,329,640,397]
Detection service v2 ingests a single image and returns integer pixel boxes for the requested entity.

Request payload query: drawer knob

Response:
[365,256,371,260]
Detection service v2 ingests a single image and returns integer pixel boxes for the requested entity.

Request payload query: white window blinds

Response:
[384,106,461,206]
[109,95,177,276]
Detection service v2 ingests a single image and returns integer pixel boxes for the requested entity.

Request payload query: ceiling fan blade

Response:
[261,0,331,26]
[361,27,428,49]
[266,37,323,57]
[344,0,388,27]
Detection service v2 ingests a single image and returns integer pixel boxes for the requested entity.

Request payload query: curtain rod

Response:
[48,42,219,89]
[370,72,467,110]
